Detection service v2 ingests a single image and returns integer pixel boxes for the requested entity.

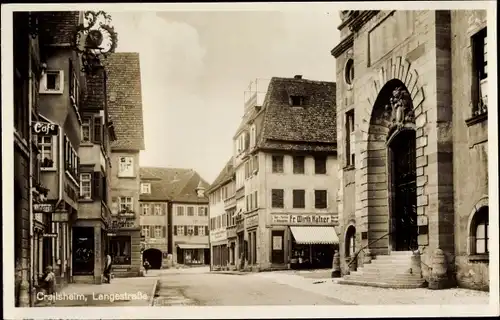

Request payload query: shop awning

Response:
[290,226,339,245]
[176,243,209,249]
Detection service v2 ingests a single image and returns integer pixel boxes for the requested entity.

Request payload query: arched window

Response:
[470,206,489,255]
[345,225,356,257]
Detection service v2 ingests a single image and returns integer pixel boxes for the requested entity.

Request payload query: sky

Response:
[110,9,341,184]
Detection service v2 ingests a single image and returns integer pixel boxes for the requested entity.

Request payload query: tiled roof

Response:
[83,68,106,110]
[139,167,209,204]
[38,11,80,45]
[207,157,234,193]
[257,77,337,153]
[104,53,145,151]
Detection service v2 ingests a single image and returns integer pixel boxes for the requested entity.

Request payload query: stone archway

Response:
[143,248,162,269]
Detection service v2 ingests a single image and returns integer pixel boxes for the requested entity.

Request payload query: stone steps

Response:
[341,251,426,289]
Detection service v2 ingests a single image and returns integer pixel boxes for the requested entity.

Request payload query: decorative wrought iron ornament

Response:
[28,12,39,39]
[384,86,415,132]
[73,11,118,74]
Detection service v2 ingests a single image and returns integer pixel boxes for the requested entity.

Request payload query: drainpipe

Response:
[28,61,34,307]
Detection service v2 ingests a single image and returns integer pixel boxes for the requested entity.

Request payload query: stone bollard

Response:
[349,253,358,272]
[410,250,422,276]
[331,250,341,278]
[428,248,450,289]
[363,249,372,264]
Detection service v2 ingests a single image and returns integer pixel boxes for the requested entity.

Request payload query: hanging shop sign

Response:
[33,203,53,213]
[271,214,338,225]
[32,121,59,135]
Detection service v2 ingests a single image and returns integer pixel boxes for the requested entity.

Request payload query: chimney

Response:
[294,75,303,79]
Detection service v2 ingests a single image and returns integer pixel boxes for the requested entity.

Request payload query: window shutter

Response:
[205,226,209,235]
[92,172,101,200]
[184,225,187,235]
[149,226,154,237]
[163,226,166,238]
[174,226,177,236]
[194,226,199,236]
[93,116,103,143]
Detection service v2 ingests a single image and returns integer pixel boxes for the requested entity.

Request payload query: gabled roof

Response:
[104,53,145,151]
[207,157,234,194]
[257,76,337,153]
[139,167,209,203]
[38,11,80,45]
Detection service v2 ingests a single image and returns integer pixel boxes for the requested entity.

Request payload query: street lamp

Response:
[72,11,118,74]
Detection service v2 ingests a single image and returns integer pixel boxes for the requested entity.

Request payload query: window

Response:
[177,206,184,216]
[80,173,91,199]
[471,206,489,255]
[345,226,356,257]
[293,190,306,208]
[154,204,162,215]
[142,204,150,215]
[141,226,150,239]
[40,70,64,94]
[198,226,206,236]
[254,191,258,209]
[119,197,133,212]
[187,206,194,216]
[154,226,163,239]
[38,136,55,169]
[250,125,256,147]
[293,156,305,174]
[118,156,134,177]
[346,110,355,166]
[69,60,80,107]
[198,207,205,216]
[314,156,327,174]
[81,118,91,142]
[290,95,304,106]
[315,190,328,209]
[64,136,79,180]
[272,189,284,208]
[204,206,208,216]
[187,225,195,236]
[253,155,259,173]
[472,28,488,115]
[345,59,354,85]
[141,183,151,194]
[176,225,185,236]
[272,155,284,173]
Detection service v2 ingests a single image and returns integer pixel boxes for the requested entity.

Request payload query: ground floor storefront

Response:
[176,243,210,265]
[211,243,229,269]
[109,229,142,277]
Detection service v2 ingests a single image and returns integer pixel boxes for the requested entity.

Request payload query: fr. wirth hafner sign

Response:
[272,214,338,225]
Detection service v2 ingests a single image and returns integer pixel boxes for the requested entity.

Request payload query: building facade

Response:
[105,53,145,277]
[220,76,339,272]
[75,63,115,284]
[331,10,489,290]
[170,172,210,265]
[139,168,170,269]
[207,158,235,270]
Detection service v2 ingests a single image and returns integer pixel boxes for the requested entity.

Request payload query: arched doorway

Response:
[388,129,418,251]
[143,248,162,269]
[367,79,417,254]
[345,225,356,257]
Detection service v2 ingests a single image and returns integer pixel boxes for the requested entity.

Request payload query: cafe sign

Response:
[271,214,338,225]
[33,203,53,213]
[32,121,59,135]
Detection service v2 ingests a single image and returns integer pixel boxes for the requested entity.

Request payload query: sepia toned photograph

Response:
[1,2,498,319]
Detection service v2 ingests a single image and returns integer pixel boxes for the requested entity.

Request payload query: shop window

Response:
[72,227,95,275]
[272,155,284,173]
[314,156,327,174]
[110,236,132,265]
[469,206,489,255]
[271,189,284,208]
[345,110,355,167]
[293,156,305,174]
[315,190,328,209]
[293,189,305,208]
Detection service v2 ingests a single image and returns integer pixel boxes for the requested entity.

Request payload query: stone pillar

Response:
[428,248,451,289]
[349,252,358,272]
[410,250,423,277]
[331,250,341,278]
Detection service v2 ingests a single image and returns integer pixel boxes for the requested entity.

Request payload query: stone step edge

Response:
[344,276,424,283]
[338,279,426,289]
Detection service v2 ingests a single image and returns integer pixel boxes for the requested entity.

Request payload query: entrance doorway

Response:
[271,230,285,264]
[143,248,162,269]
[389,129,418,251]
[72,227,95,275]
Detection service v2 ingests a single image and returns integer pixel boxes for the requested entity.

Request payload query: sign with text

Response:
[271,214,338,225]
[42,233,58,238]
[34,203,53,213]
[32,121,59,135]
[272,236,282,250]
[245,214,259,228]
[210,229,227,242]
[52,210,69,222]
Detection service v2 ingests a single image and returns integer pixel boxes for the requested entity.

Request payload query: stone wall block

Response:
[417,175,428,187]
[417,195,429,206]
[416,155,428,167]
